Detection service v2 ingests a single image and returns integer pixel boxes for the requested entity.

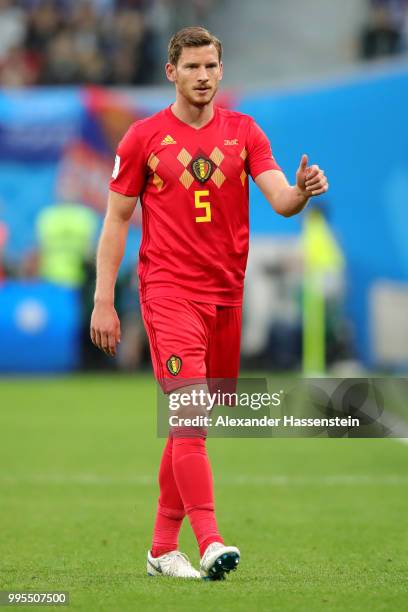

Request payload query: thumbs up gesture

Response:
[296,154,329,198]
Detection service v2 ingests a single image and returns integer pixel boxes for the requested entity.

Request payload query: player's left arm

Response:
[255,154,329,217]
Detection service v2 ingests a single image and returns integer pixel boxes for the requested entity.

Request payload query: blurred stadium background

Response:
[1,1,408,610]
[1,0,408,374]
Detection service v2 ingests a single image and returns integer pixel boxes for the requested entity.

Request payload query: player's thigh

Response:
[141,297,215,391]
[206,305,242,380]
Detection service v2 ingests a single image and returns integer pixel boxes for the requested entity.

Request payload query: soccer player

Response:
[90,26,328,580]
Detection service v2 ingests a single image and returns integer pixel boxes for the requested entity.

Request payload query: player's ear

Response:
[165,62,176,83]
[219,61,223,81]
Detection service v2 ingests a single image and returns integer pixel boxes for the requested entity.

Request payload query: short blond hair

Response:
[168,26,222,66]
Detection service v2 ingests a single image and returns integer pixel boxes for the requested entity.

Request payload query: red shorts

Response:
[141,297,242,392]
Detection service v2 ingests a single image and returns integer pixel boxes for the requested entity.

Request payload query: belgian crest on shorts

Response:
[192,157,212,183]
[167,355,182,376]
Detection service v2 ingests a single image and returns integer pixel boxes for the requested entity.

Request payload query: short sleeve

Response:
[246,119,282,180]
[109,123,146,197]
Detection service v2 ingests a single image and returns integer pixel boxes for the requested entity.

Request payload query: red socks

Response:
[172,436,224,557]
[151,436,224,558]
[151,437,185,558]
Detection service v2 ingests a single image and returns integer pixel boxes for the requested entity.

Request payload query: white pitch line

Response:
[1,474,408,486]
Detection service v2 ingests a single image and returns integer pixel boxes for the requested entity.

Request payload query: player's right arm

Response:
[90,190,137,356]
[246,119,328,217]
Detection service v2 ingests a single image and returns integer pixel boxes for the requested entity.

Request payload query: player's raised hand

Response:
[90,301,121,357]
[296,154,329,198]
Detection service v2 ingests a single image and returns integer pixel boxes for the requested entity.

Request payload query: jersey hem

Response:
[140,285,243,307]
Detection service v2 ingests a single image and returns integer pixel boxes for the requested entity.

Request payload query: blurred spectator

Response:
[167,0,216,31]
[32,201,105,369]
[360,0,407,59]
[34,202,99,288]
[302,203,353,373]
[0,0,160,86]
[0,45,38,86]
[0,0,26,61]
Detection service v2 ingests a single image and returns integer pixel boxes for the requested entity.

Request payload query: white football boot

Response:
[200,542,240,580]
[147,550,201,579]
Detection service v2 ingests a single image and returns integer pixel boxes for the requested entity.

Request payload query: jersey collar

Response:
[166,104,218,132]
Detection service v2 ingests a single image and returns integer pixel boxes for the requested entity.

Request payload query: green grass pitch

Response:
[1,374,408,611]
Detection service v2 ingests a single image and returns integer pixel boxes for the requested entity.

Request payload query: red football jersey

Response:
[109,105,281,305]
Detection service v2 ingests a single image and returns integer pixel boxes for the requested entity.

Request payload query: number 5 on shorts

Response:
[194,190,211,223]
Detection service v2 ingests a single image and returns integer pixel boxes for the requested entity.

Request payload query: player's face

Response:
[166,45,223,107]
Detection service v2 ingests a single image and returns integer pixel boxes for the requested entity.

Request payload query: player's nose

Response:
[196,66,209,81]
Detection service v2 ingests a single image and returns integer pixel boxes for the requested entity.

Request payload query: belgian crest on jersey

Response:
[167,355,182,376]
[192,157,212,183]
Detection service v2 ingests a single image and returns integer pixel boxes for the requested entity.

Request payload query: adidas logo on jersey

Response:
[161,134,177,145]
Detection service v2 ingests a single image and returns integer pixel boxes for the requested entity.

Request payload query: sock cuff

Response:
[185,502,214,514]
[171,426,207,439]
[157,503,185,521]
